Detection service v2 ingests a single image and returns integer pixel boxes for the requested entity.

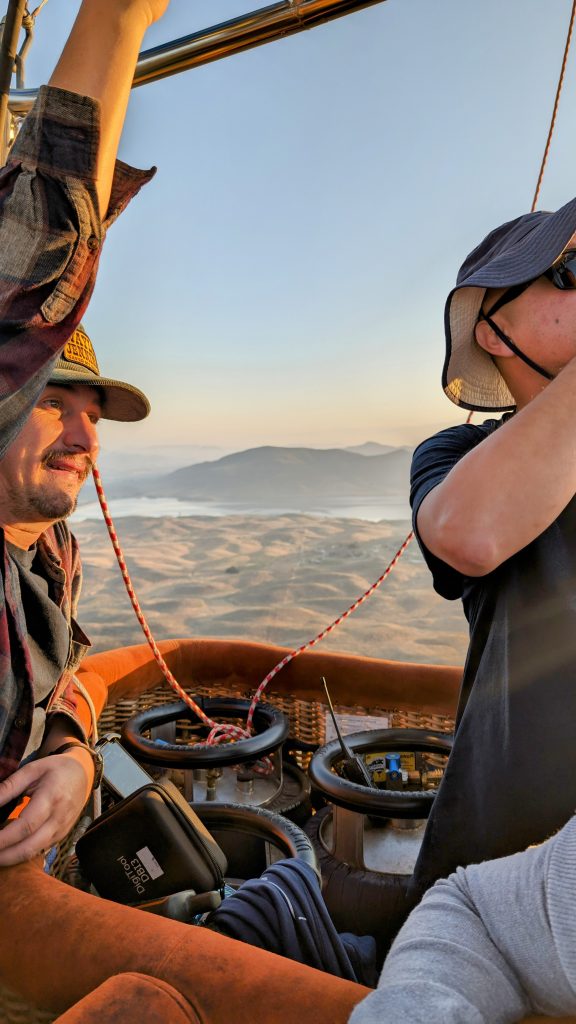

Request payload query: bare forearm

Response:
[418,355,576,575]
[49,0,167,216]
[40,714,85,754]
[39,716,94,792]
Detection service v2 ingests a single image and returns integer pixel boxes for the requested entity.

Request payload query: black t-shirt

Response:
[409,418,576,895]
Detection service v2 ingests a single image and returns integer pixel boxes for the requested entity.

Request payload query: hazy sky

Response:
[21,0,576,455]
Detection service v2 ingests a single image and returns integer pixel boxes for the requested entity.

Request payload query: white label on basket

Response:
[325,712,389,742]
[136,846,164,880]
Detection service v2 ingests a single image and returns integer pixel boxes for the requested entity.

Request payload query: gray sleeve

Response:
[349,816,576,1024]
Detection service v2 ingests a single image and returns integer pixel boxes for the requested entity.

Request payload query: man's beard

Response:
[11,451,92,523]
[27,487,79,521]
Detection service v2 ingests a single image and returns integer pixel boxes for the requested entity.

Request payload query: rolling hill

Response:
[110,445,413,505]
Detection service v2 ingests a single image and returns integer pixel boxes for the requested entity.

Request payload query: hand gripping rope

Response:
[92,465,413,750]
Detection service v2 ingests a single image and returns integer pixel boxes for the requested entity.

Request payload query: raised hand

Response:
[49,0,174,214]
[136,0,172,27]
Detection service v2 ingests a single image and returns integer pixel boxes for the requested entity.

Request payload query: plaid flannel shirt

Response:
[0,86,153,780]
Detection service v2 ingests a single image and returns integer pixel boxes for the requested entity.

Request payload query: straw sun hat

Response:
[49,324,150,422]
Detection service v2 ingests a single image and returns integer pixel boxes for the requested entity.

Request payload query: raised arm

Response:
[0,0,172,867]
[48,0,169,216]
[0,0,171,461]
[417,354,576,577]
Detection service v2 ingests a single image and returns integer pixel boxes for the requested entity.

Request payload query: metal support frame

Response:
[8,0,387,115]
[0,0,26,161]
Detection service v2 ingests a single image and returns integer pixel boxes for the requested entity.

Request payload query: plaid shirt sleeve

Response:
[0,85,155,781]
[0,84,155,459]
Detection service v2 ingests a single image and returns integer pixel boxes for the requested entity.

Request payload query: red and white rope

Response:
[92,466,244,747]
[531,0,576,213]
[92,465,413,748]
[245,531,414,729]
[88,0,576,754]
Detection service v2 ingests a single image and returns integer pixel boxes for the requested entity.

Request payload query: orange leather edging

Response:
[53,973,202,1024]
[3,861,573,1024]
[75,638,462,724]
[0,860,368,1022]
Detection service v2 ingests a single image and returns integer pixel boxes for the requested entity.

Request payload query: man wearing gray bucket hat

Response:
[409,201,576,898]
[0,0,170,867]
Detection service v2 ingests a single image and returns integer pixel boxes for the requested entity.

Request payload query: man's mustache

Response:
[42,450,94,482]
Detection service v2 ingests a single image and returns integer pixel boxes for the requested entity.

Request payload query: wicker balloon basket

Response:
[0,681,453,1023]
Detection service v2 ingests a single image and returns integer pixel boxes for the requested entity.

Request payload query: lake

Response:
[72,495,412,523]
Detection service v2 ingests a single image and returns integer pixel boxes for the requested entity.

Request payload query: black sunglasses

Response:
[484,248,576,318]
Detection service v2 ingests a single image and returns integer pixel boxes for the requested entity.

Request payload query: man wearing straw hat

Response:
[410,208,576,896]
[0,0,170,867]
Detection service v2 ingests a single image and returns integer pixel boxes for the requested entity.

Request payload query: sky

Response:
[19,0,576,458]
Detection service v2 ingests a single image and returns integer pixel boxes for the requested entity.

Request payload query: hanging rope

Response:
[90,6,576,752]
[531,0,576,212]
[16,2,50,90]
[92,465,413,745]
[467,2,576,429]
[245,531,414,730]
[0,0,50,158]
[92,466,250,749]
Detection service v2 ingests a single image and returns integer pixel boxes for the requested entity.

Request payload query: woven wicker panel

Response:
[97,683,245,733]
[98,685,455,739]
[97,684,454,769]
[389,709,454,733]
[97,684,329,770]
[48,831,76,883]
[0,984,56,1024]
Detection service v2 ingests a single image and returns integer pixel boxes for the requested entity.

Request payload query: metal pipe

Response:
[8,0,386,114]
[0,0,26,155]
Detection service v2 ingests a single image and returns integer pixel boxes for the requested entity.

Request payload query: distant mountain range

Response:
[105,443,413,506]
[345,441,411,457]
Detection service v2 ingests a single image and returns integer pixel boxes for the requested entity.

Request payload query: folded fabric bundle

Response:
[206,858,378,988]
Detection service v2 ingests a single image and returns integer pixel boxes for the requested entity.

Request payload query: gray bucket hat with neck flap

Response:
[443,194,576,412]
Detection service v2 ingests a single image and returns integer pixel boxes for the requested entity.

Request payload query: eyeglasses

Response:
[483,248,576,319]
[545,247,576,289]
[476,250,576,383]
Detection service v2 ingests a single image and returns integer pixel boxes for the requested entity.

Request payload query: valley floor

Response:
[74,514,468,668]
